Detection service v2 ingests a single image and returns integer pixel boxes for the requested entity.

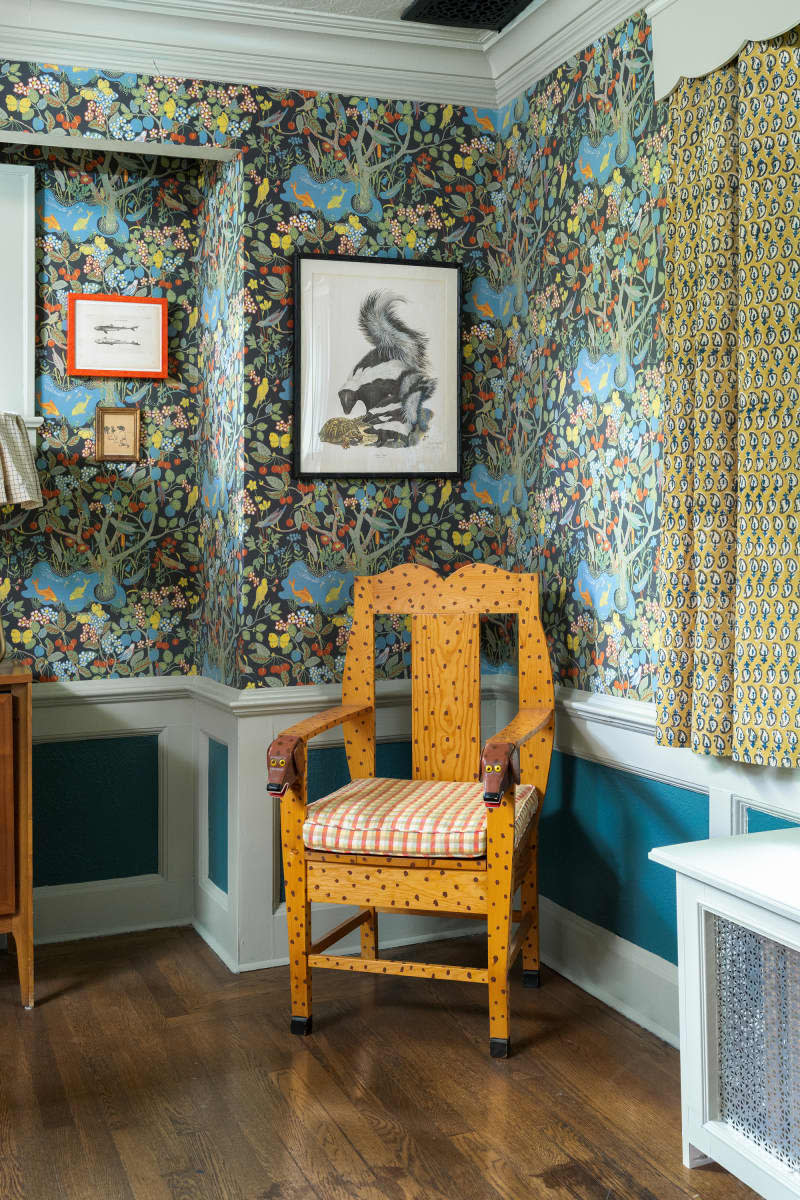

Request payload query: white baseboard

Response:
[539,895,679,1047]
[192,918,241,973]
[33,873,193,945]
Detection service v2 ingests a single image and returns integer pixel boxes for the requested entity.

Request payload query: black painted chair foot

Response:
[490,1037,510,1059]
[290,1015,313,1036]
[523,969,541,989]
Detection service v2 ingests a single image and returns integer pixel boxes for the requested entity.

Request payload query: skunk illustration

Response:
[337,291,436,448]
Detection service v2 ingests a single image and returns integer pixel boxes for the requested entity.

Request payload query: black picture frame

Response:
[293,252,462,480]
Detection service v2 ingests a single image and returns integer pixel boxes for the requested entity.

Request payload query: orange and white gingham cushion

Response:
[302,777,539,858]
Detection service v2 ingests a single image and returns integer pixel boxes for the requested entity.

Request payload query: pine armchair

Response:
[267,563,555,1058]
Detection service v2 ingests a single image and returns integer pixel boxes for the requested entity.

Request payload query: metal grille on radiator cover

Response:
[714,915,800,1171]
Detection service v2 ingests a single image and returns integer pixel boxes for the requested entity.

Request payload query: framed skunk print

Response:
[67,293,168,378]
[294,254,461,478]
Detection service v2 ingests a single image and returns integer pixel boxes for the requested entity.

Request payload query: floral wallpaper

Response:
[0,15,668,698]
[196,156,245,683]
[498,14,667,701]
[0,140,204,679]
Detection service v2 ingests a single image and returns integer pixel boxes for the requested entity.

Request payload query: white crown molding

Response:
[67,0,494,50]
[0,0,645,111]
[488,0,642,106]
[0,0,496,107]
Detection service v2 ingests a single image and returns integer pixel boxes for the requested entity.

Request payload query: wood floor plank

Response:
[0,928,757,1200]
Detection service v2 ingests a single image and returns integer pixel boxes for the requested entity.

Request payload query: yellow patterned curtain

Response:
[657,30,800,766]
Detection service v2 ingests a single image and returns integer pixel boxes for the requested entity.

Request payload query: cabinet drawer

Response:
[0,692,15,914]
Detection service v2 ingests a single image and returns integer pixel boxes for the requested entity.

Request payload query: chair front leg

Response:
[486,788,515,1058]
[279,752,312,1035]
[521,821,541,989]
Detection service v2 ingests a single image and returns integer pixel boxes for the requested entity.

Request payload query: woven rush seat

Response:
[303,776,540,859]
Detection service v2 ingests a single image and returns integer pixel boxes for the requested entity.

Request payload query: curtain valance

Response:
[649,0,800,99]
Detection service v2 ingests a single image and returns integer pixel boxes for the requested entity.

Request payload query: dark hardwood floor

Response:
[0,927,754,1200]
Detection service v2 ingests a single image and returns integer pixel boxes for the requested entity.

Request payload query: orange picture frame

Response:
[67,292,168,379]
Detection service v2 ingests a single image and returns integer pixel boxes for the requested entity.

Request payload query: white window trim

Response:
[0,164,41,445]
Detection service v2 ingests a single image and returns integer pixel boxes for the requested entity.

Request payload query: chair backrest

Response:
[341,564,554,794]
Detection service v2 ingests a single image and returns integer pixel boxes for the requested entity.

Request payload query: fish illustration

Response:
[326,187,347,210]
[72,398,90,415]
[470,482,493,505]
[32,578,58,603]
[72,213,91,231]
[69,578,89,601]
[580,376,592,394]
[472,108,494,131]
[288,578,314,604]
[599,147,611,173]
[42,214,61,230]
[290,181,315,209]
[472,293,494,319]
[324,579,344,604]
[577,581,592,606]
[40,399,60,416]
[578,159,593,178]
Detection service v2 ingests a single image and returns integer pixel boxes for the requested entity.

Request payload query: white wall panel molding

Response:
[29,670,794,1049]
[32,695,195,944]
[648,0,800,100]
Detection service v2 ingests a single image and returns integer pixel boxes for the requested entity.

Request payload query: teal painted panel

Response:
[539,751,707,964]
[278,741,413,903]
[208,738,229,893]
[33,735,159,886]
[746,807,799,834]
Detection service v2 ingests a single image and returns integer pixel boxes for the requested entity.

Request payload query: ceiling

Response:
[0,0,637,107]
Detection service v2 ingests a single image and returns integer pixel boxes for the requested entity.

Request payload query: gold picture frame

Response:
[95,405,141,462]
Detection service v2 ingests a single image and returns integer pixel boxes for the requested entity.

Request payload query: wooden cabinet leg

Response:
[521,839,540,988]
[10,923,34,1009]
[360,908,378,958]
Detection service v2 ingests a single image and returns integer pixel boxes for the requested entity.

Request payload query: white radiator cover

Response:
[714,914,800,1174]
[651,828,800,1199]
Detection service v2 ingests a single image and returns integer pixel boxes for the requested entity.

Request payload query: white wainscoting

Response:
[29,674,799,1046]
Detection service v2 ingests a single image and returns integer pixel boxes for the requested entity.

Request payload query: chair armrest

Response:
[480,705,553,806]
[488,705,553,749]
[267,703,373,795]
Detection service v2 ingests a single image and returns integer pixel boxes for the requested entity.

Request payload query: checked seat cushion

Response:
[302,776,540,859]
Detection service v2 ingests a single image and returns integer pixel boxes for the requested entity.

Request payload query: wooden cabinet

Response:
[0,665,33,1008]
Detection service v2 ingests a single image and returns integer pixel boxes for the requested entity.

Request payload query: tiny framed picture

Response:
[294,253,462,478]
[95,405,141,462]
[67,293,168,378]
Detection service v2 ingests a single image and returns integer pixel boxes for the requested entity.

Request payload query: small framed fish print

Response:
[67,293,168,378]
[293,253,462,478]
[95,405,140,462]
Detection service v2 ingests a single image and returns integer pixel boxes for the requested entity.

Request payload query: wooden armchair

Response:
[268,563,554,1057]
